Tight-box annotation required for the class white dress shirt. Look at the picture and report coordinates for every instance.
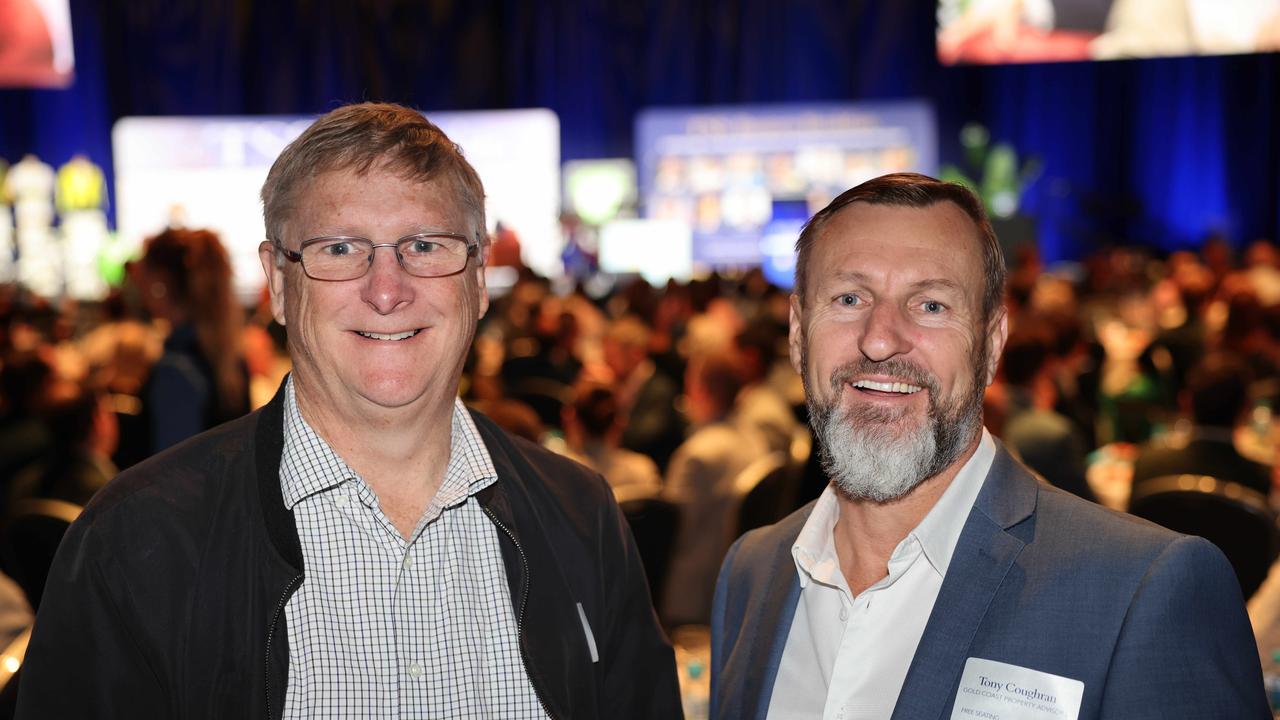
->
[767,429,996,720]
[279,378,546,719]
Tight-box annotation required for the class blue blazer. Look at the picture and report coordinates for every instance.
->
[710,444,1269,719]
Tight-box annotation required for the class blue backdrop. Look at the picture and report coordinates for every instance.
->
[1,0,1277,264]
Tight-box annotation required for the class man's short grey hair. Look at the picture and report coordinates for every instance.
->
[261,102,487,248]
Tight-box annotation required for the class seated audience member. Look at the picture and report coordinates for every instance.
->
[999,327,1096,502]
[10,379,117,508]
[603,315,687,472]
[1132,351,1272,496]
[663,350,766,626]
[561,385,662,501]
[0,350,54,491]
[731,322,799,457]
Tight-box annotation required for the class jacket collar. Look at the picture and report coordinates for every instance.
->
[890,440,1037,720]
[255,378,301,571]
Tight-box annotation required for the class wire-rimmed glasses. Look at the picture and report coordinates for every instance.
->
[273,232,479,281]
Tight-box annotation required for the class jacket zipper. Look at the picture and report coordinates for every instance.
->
[264,573,304,720]
[483,505,556,720]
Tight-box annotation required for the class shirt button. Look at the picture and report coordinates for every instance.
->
[839,605,849,622]
[402,555,414,570]
[334,494,349,508]
[408,662,424,677]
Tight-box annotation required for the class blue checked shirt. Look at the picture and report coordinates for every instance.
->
[279,378,547,718]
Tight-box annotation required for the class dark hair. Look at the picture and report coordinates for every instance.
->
[1001,328,1051,388]
[1187,352,1251,428]
[573,387,619,439]
[261,102,486,245]
[793,172,1006,322]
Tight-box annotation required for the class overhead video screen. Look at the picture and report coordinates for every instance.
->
[113,110,561,302]
[0,0,74,87]
[636,101,936,272]
[938,0,1280,64]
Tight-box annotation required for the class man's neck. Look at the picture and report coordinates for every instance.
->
[295,379,455,533]
[831,432,982,596]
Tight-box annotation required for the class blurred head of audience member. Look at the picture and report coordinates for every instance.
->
[560,384,662,500]
[133,228,249,452]
[685,350,746,427]
[11,378,118,508]
[603,315,652,385]
[1185,351,1251,430]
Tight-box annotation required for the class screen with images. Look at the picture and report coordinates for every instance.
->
[635,101,937,276]
[938,0,1280,64]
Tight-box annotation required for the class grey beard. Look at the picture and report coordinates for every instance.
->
[805,353,986,503]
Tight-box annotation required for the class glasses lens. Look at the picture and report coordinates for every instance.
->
[301,238,372,280]
[399,235,470,277]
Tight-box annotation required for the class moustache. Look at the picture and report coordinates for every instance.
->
[828,357,940,398]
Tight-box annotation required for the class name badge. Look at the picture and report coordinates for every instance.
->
[950,657,1083,720]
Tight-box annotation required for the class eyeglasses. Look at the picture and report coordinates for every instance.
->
[274,233,479,281]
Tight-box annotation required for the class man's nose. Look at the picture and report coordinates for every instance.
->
[361,244,412,314]
[858,302,912,362]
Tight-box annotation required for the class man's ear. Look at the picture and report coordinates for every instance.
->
[788,293,804,374]
[473,241,490,320]
[984,305,1009,386]
[258,241,288,326]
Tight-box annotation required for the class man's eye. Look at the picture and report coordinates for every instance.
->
[406,239,441,254]
[321,242,354,256]
[922,300,944,313]
[837,294,859,307]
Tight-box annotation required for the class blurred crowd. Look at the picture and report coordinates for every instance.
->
[2,228,1279,625]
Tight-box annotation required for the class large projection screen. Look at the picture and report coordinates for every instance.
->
[0,0,74,87]
[938,0,1280,64]
[635,101,936,278]
[113,110,561,302]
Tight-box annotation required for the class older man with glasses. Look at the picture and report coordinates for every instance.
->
[18,102,680,719]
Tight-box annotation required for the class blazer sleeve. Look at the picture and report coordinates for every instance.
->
[16,515,168,718]
[1097,535,1269,718]
[598,493,684,719]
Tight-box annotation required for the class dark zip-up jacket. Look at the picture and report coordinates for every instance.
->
[16,382,682,718]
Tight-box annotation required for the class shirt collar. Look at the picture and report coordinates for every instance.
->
[790,428,996,587]
[912,427,995,576]
[279,375,499,510]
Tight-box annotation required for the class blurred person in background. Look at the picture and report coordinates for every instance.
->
[560,384,662,501]
[663,349,766,627]
[731,321,799,457]
[601,315,686,472]
[0,349,53,498]
[998,325,1095,502]
[1132,351,1272,497]
[9,377,117,508]
[131,228,250,454]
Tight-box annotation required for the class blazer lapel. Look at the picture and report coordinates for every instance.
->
[730,508,807,720]
[890,443,1038,720]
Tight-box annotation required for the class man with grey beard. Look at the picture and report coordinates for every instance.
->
[709,173,1266,720]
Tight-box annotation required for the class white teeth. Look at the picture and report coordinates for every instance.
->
[852,379,922,394]
[357,329,419,341]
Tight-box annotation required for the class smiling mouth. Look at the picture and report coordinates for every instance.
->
[851,379,923,395]
[355,329,421,341]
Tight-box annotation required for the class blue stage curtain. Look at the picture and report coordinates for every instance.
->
[0,0,1276,262]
